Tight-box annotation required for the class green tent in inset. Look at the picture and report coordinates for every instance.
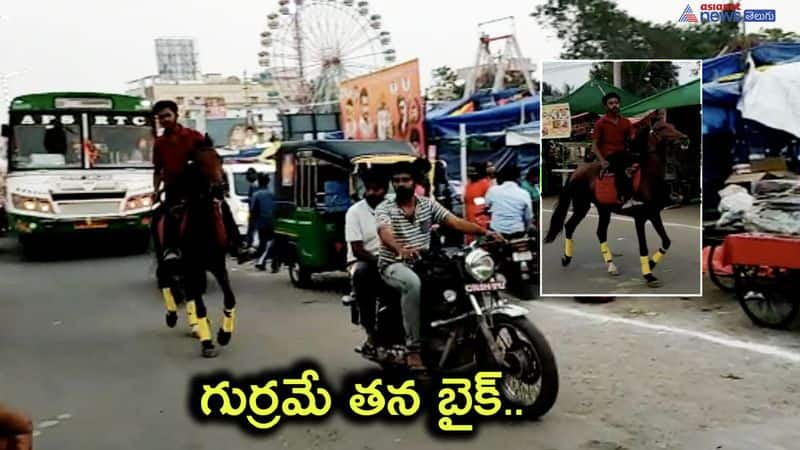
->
[548,79,641,115]
[620,79,702,116]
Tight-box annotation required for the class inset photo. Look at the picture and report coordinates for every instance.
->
[540,60,702,296]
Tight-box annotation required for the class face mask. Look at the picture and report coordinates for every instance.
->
[395,186,414,201]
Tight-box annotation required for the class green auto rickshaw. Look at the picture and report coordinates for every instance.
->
[271,140,419,288]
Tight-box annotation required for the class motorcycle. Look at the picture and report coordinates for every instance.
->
[485,231,538,300]
[341,237,559,417]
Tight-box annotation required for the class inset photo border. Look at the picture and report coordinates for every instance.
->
[538,59,703,297]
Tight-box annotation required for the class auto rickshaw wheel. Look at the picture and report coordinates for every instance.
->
[288,262,313,289]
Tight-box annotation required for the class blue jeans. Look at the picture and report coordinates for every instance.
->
[380,262,422,346]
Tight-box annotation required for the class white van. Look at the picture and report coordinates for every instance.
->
[222,160,276,237]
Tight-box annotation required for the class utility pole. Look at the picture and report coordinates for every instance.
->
[612,61,622,88]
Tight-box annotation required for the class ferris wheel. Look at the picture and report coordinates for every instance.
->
[258,0,396,110]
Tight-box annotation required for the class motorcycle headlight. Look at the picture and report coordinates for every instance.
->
[125,193,154,211]
[465,248,495,282]
[11,194,54,214]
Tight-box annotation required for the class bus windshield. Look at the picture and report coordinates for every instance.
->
[90,124,153,168]
[11,123,84,169]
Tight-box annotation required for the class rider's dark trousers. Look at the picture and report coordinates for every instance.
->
[350,260,378,335]
[161,186,185,256]
[606,151,634,201]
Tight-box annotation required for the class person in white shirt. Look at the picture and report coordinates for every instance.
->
[485,165,533,237]
[345,168,387,354]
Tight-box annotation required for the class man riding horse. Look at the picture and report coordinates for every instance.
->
[545,95,689,288]
[592,92,642,210]
[151,100,241,346]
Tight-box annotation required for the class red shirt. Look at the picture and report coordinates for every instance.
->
[464,178,492,228]
[153,124,205,186]
[592,114,633,158]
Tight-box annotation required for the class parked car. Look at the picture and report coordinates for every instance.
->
[221,159,276,238]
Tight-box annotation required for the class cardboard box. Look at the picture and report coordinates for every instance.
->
[724,157,797,186]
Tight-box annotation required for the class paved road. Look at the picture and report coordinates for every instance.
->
[540,196,702,296]
[1,237,799,449]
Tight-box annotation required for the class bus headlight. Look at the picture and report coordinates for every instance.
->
[12,194,54,214]
[125,193,154,211]
[465,248,495,282]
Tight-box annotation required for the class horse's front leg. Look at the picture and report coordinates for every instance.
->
[647,212,671,271]
[634,215,662,288]
[596,208,619,276]
[191,288,218,358]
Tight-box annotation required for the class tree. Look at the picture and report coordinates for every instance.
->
[533,0,744,59]
[590,61,678,98]
[425,66,464,101]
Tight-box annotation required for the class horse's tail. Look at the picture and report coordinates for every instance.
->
[544,176,574,244]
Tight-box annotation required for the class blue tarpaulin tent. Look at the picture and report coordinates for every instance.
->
[702,42,800,82]
[426,95,540,139]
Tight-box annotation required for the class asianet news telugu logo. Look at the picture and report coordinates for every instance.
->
[679,3,777,23]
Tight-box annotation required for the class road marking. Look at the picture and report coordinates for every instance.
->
[541,208,702,231]
[534,302,800,364]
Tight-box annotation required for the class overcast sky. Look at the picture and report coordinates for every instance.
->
[1,0,796,120]
[543,60,701,93]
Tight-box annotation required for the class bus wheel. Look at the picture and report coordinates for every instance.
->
[19,235,42,261]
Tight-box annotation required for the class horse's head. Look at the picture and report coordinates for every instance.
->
[649,121,689,155]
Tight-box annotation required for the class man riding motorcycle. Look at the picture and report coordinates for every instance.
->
[375,159,504,372]
[345,168,388,357]
[485,165,534,239]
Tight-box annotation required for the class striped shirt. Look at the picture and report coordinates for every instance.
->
[375,196,452,268]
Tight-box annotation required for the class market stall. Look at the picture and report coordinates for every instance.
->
[702,43,800,328]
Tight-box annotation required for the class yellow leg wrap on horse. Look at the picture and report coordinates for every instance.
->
[186,300,198,327]
[653,248,666,264]
[600,242,613,263]
[161,288,177,312]
[222,308,235,333]
[565,238,574,257]
[197,317,212,341]
[641,256,652,275]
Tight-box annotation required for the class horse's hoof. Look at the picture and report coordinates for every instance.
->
[608,263,620,276]
[645,275,662,288]
[561,256,572,267]
[201,342,218,358]
[166,312,178,328]
[217,329,231,346]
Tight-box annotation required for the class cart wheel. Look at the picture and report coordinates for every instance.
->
[708,244,735,292]
[288,262,312,289]
[734,265,800,329]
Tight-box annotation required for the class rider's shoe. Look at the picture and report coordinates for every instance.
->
[621,198,643,209]
[163,249,181,262]
[405,346,428,373]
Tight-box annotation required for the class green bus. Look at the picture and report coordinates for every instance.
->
[2,92,156,254]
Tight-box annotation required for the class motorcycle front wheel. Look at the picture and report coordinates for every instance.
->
[484,315,559,419]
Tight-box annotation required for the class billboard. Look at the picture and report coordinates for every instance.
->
[339,59,425,154]
[155,38,200,81]
[541,103,572,139]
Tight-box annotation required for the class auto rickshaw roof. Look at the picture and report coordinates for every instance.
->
[277,140,418,166]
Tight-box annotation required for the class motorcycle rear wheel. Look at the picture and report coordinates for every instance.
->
[486,315,559,418]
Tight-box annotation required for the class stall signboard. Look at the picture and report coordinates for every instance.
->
[339,59,425,154]
[542,103,572,139]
